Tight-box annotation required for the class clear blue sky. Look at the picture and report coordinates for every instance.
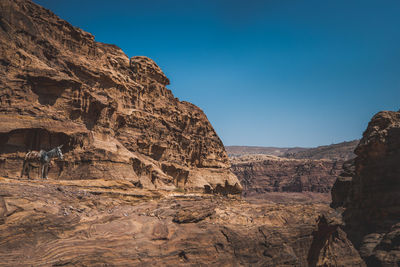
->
[34,0,400,147]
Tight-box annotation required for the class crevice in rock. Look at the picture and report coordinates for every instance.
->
[0,128,74,153]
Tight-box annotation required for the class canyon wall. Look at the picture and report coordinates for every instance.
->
[228,141,357,201]
[0,1,376,265]
[331,111,400,266]
[231,155,343,197]
[0,0,241,194]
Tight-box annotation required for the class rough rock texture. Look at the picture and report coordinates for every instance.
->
[331,111,400,266]
[0,0,241,194]
[228,141,357,202]
[0,176,365,266]
[231,155,343,199]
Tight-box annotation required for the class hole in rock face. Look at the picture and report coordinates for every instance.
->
[150,144,166,161]
[161,164,189,188]
[0,128,74,154]
[204,181,242,195]
[29,76,80,106]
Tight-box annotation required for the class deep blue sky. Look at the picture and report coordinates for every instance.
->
[34,0,400,147]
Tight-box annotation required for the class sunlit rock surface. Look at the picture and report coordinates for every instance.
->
[0,0,241,194]
[0,176,365,266]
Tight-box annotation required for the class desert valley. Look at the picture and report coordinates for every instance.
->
[0,0,399,266]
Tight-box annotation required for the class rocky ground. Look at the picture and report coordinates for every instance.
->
[0,175,364,266]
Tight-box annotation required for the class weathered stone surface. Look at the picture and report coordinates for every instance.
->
[331,110,400,266]
[0,0,241,194]
[229,141,357,202]
[231,155,343,199]
[0,176,364,266]
[0,1,369,265]
[307,215,365,266]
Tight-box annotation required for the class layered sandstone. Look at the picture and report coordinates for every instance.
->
[0,176,364,266]
[231,154,343,201]
[0,0,241,194]
[0,1,371,266]
[331,111,400,266]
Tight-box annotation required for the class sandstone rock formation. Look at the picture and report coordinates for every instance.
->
[0,0,241,194]
[231,154,343,201]
[0,176,364,266]
[0,1,371,266]
[228,141,357,202]
[331,111,400,266]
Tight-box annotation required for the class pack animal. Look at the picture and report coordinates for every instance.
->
[20,145,63,179]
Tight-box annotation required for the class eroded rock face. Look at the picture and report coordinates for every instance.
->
[0,0,241,194]
[0,176,364,266]
[231,155,343,198]
[331,111,400,266]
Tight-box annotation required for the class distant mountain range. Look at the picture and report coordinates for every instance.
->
[226,140,359,161]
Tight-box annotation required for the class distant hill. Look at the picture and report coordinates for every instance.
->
[283,140,359,161]
[225,146,306,157]
[226,140,359,161]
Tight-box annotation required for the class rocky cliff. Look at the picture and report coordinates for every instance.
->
[231,155,343,200]
[331,111,400,266]
[0,1,371,266]
[228,141,357,201]
[0,0,241,194]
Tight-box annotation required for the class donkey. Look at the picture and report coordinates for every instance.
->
[20,145,63,179]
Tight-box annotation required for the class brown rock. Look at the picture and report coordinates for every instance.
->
[173,202,216,223]
[231,155,343,198]
[0,176,364,266]
[0,0,241,194]
[307,215,365,266]
[331,110,400,266]
[0,1,368,265]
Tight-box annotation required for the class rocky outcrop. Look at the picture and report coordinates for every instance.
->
[331,111,400,266]
[0,0,241,194]
[0,176,364,266]
[231,155,343,198]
